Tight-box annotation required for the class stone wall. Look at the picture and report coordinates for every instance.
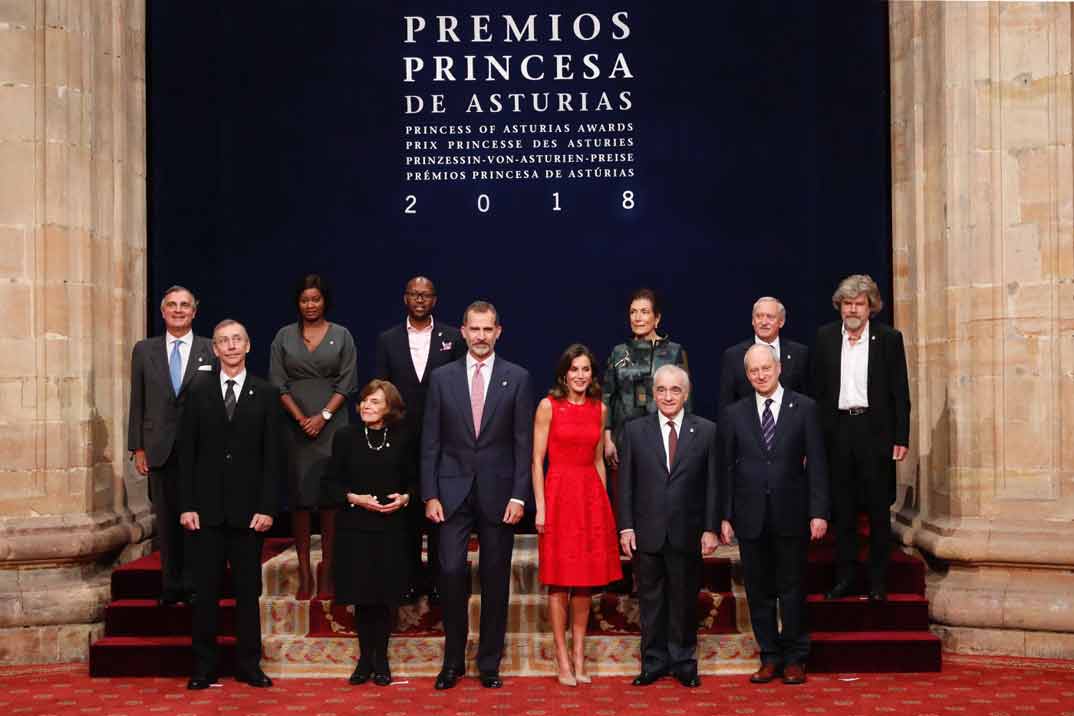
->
[890,1,1074,657]
[0,0,150,664]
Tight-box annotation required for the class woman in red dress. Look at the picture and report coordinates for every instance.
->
[533,344,623,686]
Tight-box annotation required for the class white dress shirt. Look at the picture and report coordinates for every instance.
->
[838,321,870,409]
[220,369,247,403]
[165,329,193,381]
[660,409,685,472]
[755,384,784,425]
[754,335,781,362]
[466,352,495,402]
[407,316,434,381]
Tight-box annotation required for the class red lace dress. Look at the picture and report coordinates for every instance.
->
[538,397,623,586]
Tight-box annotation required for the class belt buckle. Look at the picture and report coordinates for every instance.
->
[848,407,866,416]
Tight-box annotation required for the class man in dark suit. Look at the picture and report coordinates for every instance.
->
[718,296,809,413]
[810,274,910,602]
[127,285,215,606]
[179,319,280,690]
[422,301,534,690]
[375,275,466,603]
[720,344,829,685]
[617,364,719,688]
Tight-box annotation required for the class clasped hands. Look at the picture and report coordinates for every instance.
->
[348,492,409,513]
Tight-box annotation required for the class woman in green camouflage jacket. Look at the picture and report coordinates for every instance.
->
[602,288,691,473]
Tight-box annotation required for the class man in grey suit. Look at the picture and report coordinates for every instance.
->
[617,364,719,688]
[127,285,215,605]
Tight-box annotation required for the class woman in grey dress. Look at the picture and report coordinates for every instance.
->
[270,274,358,600]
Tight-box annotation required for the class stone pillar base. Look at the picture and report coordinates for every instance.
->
[933,626,1074,660]
[0,623,105,665]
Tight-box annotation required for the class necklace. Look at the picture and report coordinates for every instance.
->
[364,425,390,451]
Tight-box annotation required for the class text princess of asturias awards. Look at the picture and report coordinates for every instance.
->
[402,11,634,115]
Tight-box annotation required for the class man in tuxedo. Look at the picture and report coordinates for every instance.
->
[617,364,719,688]
[375,276,466,603]
[179,320,280,690]
[422,301,533,690]
[810,274,910,602]
[718,296,809,413]
[127,285,215,606]
[720,344,829,685]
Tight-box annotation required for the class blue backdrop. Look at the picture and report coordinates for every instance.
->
[147,0,892,421]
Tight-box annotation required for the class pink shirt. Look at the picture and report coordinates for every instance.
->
[407,317,434,381]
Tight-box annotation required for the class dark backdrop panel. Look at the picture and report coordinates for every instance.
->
[147,0,892,422]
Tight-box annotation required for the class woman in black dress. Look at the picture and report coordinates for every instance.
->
[323,379,413,686]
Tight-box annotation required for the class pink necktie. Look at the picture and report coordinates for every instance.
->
[471,362,485,436]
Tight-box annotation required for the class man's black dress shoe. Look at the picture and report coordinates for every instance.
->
[824,580,858,600]
[434,669,460,690]
[235,669,273,688]
[373,672,392,686]
[348,664,371,685]
[159,592,184,607]
[631,669,667,686]
[868,588,887,602]
[675,672,701,688]
[479,671,503,688]
[187,675,217,690]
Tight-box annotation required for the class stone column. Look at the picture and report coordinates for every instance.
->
[0,0,150,663]
[891,1,1074,657]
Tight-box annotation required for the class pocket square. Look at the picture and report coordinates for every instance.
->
[198,364,212,371]
[441,341,453,350]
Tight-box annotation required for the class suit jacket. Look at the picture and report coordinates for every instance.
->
[374,320,465,430]
[420,356,534,522]
[719,389,829,540]
[616,413,719,554]
[127,334,215,467]
[811,320,910,461]
[178,371,281,527]
[718,337,809,413]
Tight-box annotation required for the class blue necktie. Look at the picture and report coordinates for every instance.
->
[761,398,775,451]
[169,339,183,395]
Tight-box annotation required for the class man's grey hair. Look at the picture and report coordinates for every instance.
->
[743,343,780,370]
[653,364,691,392]
[213,318,248,340]
[831,274,883,315]
[160,284,199,310]
[752,296,786,320]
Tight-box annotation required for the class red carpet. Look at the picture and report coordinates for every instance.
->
[6,655,1074,716]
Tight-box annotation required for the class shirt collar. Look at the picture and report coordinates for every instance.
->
[220,369,246,390]
[660,409,685,430]
[754,334,780,350]
[406,316,434,333]
[466,352,495,372]
[841,320,870,342]
[167,329,193,345]
[756,384,784,410]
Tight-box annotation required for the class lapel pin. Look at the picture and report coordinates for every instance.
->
[689,427,695,433]
[249,390,254,395]
[871,335,876,340]
[442,341,453,350]
[788,402,795,408]
[502,380,508,386]
[197,356,203,362]
[329,340,334,345]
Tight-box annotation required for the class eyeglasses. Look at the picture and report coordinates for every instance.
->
[405,292,436,301]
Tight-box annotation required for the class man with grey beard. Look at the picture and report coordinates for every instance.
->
[809,275,910,603]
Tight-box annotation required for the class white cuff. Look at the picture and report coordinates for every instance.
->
[619,528,635,534]
[509,498,525,507]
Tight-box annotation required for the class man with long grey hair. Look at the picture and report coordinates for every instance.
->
[809,274,910,603]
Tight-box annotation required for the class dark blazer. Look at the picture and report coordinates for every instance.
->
[718,338,809,413]
[719,390,829,540]
[420,356,534,522]
[616,413,719,554]
[374,321,465,429]
[127,335,215,467]
[178,371,281,527]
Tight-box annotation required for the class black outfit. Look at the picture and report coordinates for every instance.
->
[720,389,829,669]
[615,413,719,680]
[127,334,215,601]
[717,338,810,413]
[323,423,416,677]
[810,320,911,590]
[374,320,465,594]
[178,370,281,681]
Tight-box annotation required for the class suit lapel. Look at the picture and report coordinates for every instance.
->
[152,336,174,395]
[669,414,694,479]
[867,324,880,399]
[828,326,843,398]
[179,337,211,395]
[646,415,669,476]
[767,389,795,454]
[450,360,477,441]
[478,359,509,438]
[746,397,768,455]
[395,325,422,386]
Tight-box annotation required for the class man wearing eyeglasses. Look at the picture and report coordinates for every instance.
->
[375,276,466,604]
[127,285,215,607]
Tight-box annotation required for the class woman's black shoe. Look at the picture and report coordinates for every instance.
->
[348,664,371,685]
[373,672,392,686]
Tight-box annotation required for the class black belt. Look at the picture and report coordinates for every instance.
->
[839,407,868,416]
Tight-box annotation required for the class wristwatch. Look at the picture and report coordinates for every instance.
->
[321,409,333,421]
